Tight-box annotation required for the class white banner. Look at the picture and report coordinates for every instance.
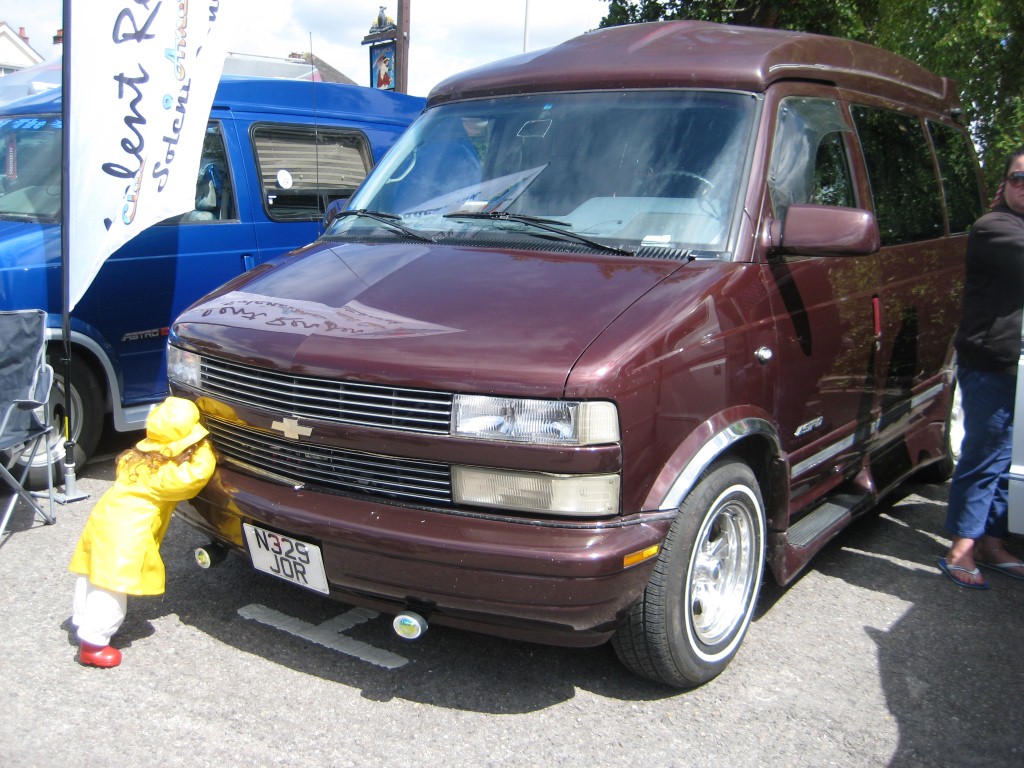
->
[67,1,237,310]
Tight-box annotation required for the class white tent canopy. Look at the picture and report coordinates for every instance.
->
[0,50,320,108]
[0,56,61,106]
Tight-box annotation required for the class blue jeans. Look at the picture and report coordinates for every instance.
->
[945,367,1016,540]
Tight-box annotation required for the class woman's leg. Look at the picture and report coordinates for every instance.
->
[943,367,1015,582]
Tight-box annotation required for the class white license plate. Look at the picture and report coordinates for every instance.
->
[243,523,330,594]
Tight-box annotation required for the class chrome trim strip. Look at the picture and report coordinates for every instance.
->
[789,384,944,479]
[911,382,943,410]
[791,434,856,477]
[661,418,779,510]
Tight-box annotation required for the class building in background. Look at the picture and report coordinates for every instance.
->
[0,22,46,75]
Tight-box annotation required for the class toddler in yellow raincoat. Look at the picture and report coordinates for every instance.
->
[69,397,216,667]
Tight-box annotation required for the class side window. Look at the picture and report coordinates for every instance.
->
[172,121,236,224]
[928,121,984,234]
[252,124,373,222]
[768,97,855,220]
[851,107,943,244]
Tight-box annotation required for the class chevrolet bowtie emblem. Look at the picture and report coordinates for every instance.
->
[271,417,312,440]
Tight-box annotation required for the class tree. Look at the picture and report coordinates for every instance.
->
[874,0,1024,186]
[598,1,877,38]
[599,1,1024,190]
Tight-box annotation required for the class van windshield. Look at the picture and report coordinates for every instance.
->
[0,113,62,221]
[340,91,756,254]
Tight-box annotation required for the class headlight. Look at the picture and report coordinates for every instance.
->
[167,345,201,388]
[451,395,618,446]
[452,466,619,516]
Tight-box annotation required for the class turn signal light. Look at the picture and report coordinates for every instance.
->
[623,544,661,568]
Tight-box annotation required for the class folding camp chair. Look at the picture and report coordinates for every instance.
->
[0,309,56,541]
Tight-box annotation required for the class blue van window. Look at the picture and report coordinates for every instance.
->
[179,122,235,223]
[252,124,372,221]
[0,115,62,220]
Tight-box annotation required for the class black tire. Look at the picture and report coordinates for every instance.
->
[612,459,766,688]
[16,351,104,490]
[918,376,962,483]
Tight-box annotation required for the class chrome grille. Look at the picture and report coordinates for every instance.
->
[207,418,452,505]
[198,355,453,434]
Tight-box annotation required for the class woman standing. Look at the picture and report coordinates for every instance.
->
[940,146,1024,589]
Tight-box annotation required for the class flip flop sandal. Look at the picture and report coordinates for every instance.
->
[976,560,1024,582]
[937,557,989,590]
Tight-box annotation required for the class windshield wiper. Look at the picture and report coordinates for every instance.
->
[0,212,40,223]
[331,209,435,243]
[443,211,635,256]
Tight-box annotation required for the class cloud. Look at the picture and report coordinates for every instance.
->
[12,0,608,97]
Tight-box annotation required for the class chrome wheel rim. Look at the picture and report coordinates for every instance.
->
[688,485,759,647]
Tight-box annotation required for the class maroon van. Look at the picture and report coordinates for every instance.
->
[167,21,983,688]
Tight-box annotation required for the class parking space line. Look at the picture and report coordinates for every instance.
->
[238,603,408,669]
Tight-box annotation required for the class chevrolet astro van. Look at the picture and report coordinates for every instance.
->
[0,77,423,483]
[168,21,983,687]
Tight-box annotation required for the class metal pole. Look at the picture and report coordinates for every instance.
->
[396,0,411,93]
[58,0,88,503]
[523,0,530,52]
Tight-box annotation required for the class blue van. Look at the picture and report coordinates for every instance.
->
[0,76,423,481]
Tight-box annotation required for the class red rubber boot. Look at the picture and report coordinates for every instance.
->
[78,641,122,668]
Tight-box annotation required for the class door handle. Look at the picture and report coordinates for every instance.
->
[872,296,882,351]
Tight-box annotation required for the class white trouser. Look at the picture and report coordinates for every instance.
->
[72,576,128,647]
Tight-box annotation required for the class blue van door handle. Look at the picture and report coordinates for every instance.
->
[242,253,256,271]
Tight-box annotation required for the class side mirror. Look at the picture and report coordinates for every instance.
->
[323,198,348,229]
[768,204,880,256]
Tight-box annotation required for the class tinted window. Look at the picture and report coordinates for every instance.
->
[768,98,855,220]
[928,121,983,234]
[252,125,373,222]
[852,107,943,244]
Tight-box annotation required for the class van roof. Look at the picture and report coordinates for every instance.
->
[428,20,959,114]
[0,77,424,126]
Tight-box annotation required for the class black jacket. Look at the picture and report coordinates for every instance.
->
[954,204,1024,375]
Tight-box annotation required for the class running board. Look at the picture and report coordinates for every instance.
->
[787,494,863,548]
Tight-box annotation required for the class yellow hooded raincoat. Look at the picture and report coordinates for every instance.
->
[69,397,216,595]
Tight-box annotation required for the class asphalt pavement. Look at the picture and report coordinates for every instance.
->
[1,435,1022,768]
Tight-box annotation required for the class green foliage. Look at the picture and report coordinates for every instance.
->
[598,1,877,35]
[599,1,1024,192]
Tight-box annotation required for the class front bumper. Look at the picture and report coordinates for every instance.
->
[175,466,675,647]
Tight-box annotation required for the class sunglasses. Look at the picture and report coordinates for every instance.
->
[1007,172,1024,188]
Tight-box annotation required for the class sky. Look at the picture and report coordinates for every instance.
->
[8,0,611,97]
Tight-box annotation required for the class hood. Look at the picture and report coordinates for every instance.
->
[173,242,683,396]
[136,397,209,456]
